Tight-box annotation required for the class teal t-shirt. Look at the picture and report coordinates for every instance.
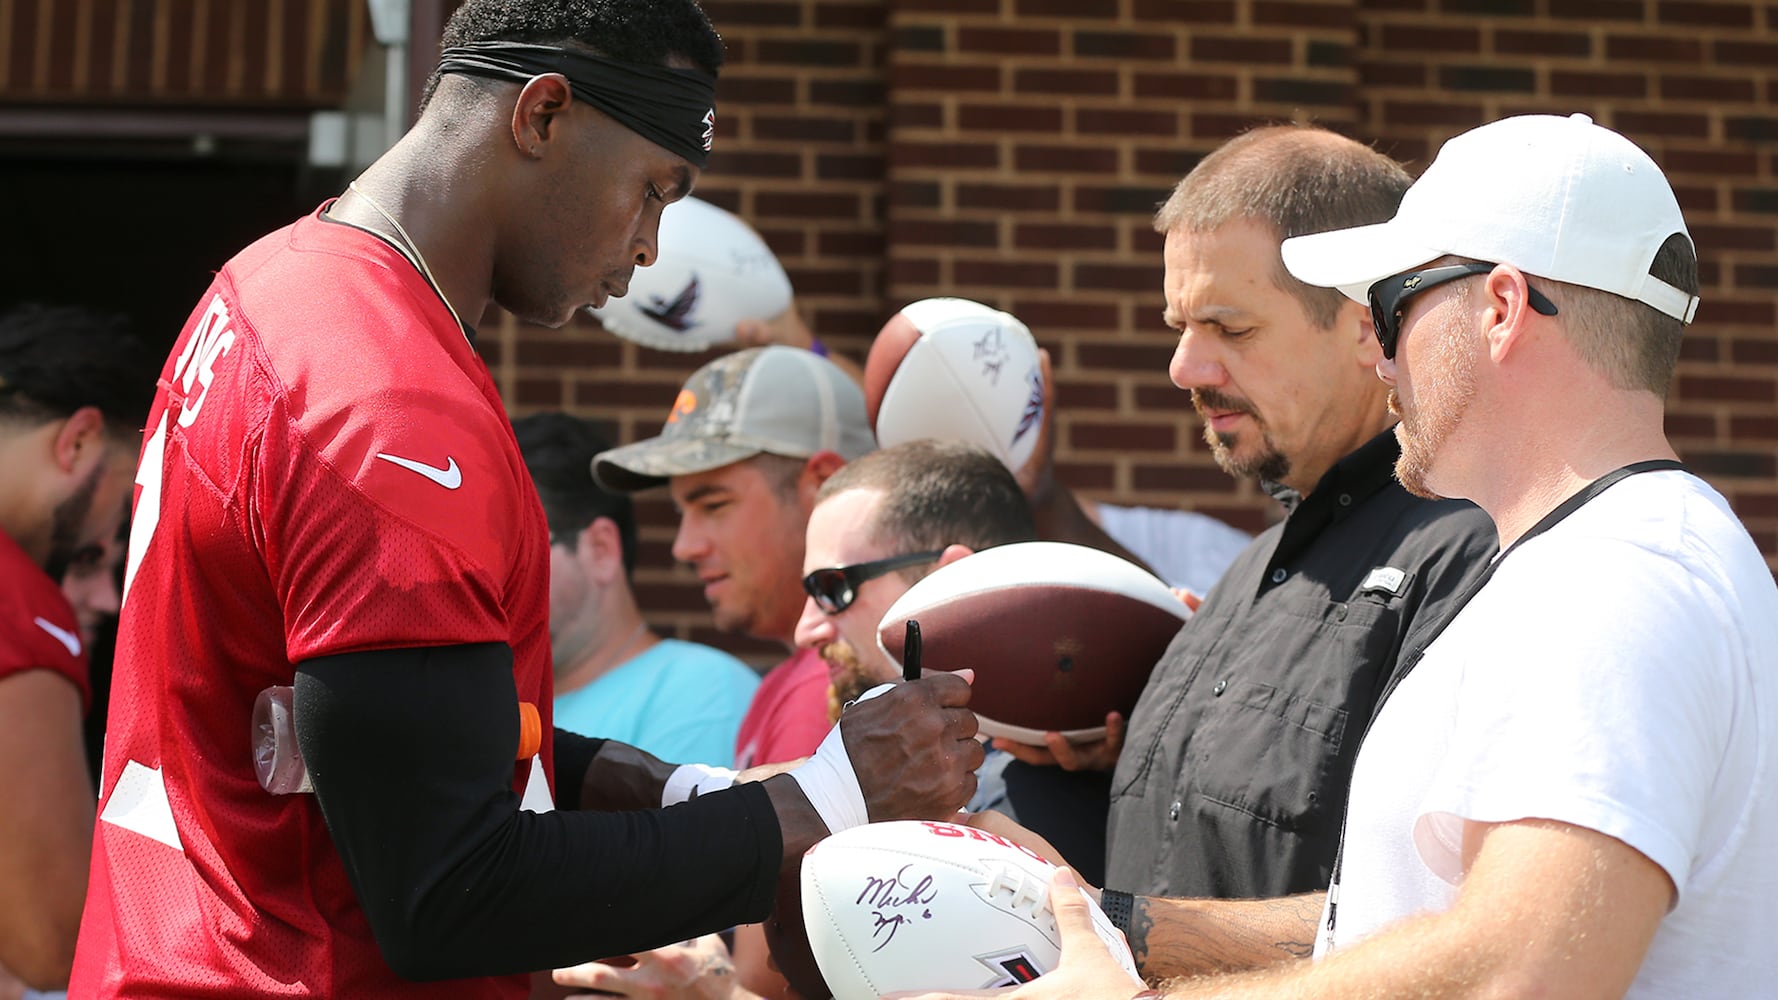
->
[553,638,760,767]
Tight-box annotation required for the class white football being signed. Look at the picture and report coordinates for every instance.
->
[800,820,1138,1000]
[587,196,793,353]
[863,297,1046,472]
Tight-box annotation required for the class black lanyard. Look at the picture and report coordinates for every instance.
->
[1323,459,1687,944]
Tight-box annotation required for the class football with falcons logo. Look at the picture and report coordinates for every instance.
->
[799,820,1138,1000]
[587,196,792,353]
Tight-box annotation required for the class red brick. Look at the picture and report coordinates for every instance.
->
[1604,35,1704,62]
[1551,70,1647,98]
[514,377,565,408]
[889,257,943,286]
[1677,335,1721,362]
[719,75,798,104]
[711,150,802,178]
[813,2,885,29]
[957,26,1062,56]
[891,101,945,129]
[1017,143,1120,174]
[755,39,863,67]
[753,116,857,142]
[1381,24,1482,52]
[1134,464,1241,492]
[1190,112,1282,140]
[1715,39,1778,64]
[1658,1,1754,26]
[1659,75,1758,102]
[1690,223,1775,251]
[810,78,885,107]
[1732,338,1778,363]
[1073,185,1175,215]
[1676,375,1776,403]
[1253,1,1354,27]
[1074,30,1178,60]
[1698,299,1778,326]
[1612,110,1711,139]
[889,62,1000,92]
[1360,62,1431,88]
[1136,385,1193,411]
[952,259,1062,289]
[889,218,1000,248]
[1548,0,1648,20]
[956,182,1063,212]
[571,378,693,408]
[754,191,862,220]
[1009,300,1124,329]
[1664,412,1720,438]
[1019,0,1119,15]
[1254,77,1356,105]
[1134,71,1240,101]
[1076,262,1164,292]
[515,338,623,368]
[1132,0,1238,22]
[1015,67,1121,96]
[1070,421,1177,451]
[893,141,999,169]
[1075,107,1180,136]
[1078,342,1174,371]
[1135,148,1207,178]
[959,102,1064,133]
[1380,101,1489,128]
[817,230,886,258]
[1015,222,1120,252]
[1493,28,1592,56]
[816,152,884,181]
[1054,380,1121,409]
[1189,35,1293,63]
[783,266,866,295]
[1054,461,1117,490]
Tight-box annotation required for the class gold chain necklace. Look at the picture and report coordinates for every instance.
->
[346,181,467,335]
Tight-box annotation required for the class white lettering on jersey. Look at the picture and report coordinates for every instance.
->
[100,760,184,852]
[171,294,237,429]
[519,755,555,813]
[33,616,81,657]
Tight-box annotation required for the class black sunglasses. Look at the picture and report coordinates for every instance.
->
[802,550,945,614]
[1367,262,1559,360]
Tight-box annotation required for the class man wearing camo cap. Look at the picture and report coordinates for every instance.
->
[595,345,876,770]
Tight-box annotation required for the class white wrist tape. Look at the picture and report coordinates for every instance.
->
[662,763,738,807]
[790,682,893,834]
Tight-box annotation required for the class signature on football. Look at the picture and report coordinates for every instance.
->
[856,864,939,951]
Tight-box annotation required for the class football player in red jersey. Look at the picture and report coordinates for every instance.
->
[71,2,981,997]
[0,303,154,991]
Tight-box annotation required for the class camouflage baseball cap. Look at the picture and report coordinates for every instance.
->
[593,346,876,493]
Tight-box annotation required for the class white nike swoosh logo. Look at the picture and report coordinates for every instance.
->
[34,616,82,657]
[375,452,463,489]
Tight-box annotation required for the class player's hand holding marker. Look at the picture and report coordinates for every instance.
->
[789,619,982,835]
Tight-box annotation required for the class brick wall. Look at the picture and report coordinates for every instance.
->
[0,0,370,106]
[487,0,1777,650]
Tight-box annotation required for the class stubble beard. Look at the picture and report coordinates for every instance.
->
[1193,389,1291,485]
[1391,319,1477,500]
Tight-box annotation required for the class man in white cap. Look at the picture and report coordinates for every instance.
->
[907,114,1777,999]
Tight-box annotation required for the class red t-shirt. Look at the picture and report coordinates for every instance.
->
[733,645,832,768]
[0,525,89,705]
[71,206,553,998]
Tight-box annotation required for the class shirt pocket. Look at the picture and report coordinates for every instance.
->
[1186,599,1395,831]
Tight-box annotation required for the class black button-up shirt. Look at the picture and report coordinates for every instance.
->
[1105,430,1497,899]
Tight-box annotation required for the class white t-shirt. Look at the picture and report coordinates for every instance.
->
[1094,503,1251,595]
[1319,470,1778,997]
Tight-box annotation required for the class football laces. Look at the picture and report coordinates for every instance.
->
[984,865,1051,920]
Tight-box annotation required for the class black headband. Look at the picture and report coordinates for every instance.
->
[436,41,716,168]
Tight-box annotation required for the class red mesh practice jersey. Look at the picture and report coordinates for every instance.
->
[0,525,90,705]
[71,206,554,998]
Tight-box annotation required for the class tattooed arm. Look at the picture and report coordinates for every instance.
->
[1127,892,1323,981]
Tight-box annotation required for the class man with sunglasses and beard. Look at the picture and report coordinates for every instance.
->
[0,303,152,993]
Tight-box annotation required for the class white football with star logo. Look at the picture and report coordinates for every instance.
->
[587,196,792,353]
[800,820,1137,1000]
[864,297,1046,472]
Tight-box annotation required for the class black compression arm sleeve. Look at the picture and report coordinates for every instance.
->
[294,643,781,982]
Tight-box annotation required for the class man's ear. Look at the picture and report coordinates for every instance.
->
[936,543,974,569]
[1343,298,1384,369]
[1482,265,1538,364]
[800,450,848,497]
[511,72,575,158]
[50,407,107,477]
[582,517,626,585]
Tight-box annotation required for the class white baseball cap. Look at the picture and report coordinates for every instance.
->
[1281,113,1699,324]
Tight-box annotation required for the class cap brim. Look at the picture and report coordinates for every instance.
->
[591,436,764,493]
[1281,221,1445,305]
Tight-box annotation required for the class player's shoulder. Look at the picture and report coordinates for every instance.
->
[0,535,86,674]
